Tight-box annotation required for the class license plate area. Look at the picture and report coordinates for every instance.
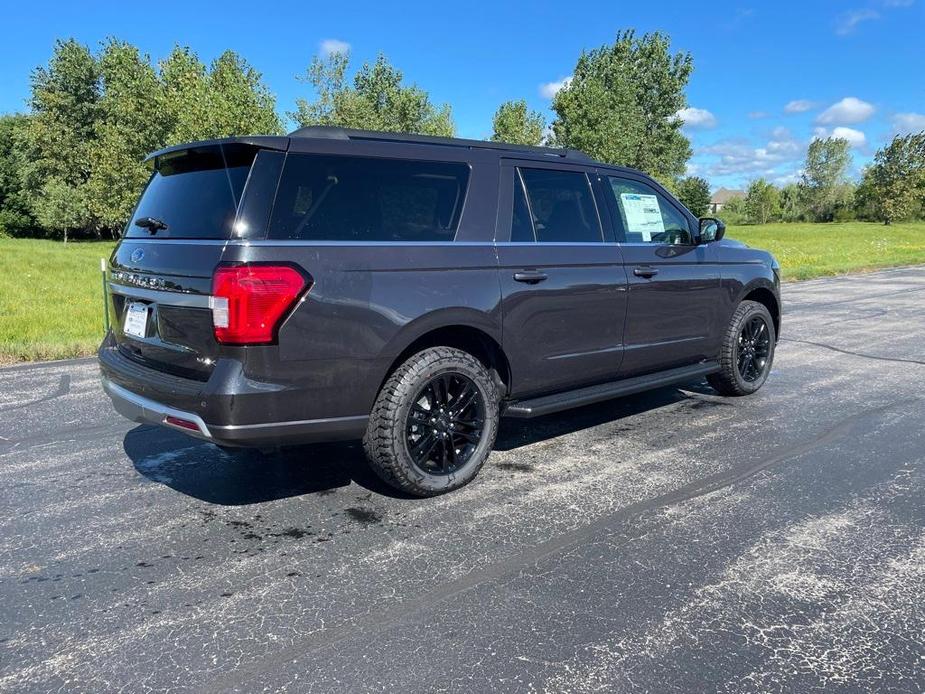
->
[123,301,150,338]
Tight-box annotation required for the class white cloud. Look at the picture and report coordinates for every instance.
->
[813,125,867,149]
[816,97,875,125]
[677,107,717,129]
[892,112,925,134]
[748,111,769,120]
[319,39,350,58]
[699,127,803,178]
[539,76,571,99]
[784,99,816,114]
[835,9,880,35]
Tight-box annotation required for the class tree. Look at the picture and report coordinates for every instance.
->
[491,99,545,146]
[799,137,851,222]
[88,39,169,234]
[292,52,454,136]
[551,30,693,181]
[779,183,803,222]
[160,45,210,144]
[201,51,282,138]
[19,39,101,239]
[744,178,781,224]
[676,176,711,216]
[0,114,36,236]
[866,132,925,224]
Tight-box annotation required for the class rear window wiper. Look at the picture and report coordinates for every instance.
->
[134,216,168,234]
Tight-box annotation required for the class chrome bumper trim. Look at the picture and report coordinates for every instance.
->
[102,378,213,439]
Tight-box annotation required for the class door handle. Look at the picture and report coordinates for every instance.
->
[513,270,548,284]
[633,266,659,278]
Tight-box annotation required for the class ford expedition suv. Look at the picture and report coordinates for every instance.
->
[99,126,780,496]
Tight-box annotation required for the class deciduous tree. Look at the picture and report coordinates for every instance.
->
[676,176,711,216]
[292,52,454,136]
[866,132,925,224]
[89,40,168,234]
[799,137,851,222]
[0,114,36,236]
[19,39,101,239]
[491,99,546,146]
[744,178,781,224]
[551,30,692,181]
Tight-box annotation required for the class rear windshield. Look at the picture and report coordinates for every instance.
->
[125,144,256,239]
[268,153,470,241]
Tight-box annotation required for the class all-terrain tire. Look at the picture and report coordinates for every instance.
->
[707,300,776,396]
[363,347,500,497]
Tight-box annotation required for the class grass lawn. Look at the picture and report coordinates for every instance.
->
[727,221,925,280]
[1,221,924,364]
[0,238,115,364]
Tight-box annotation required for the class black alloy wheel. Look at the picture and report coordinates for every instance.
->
[405,372,486,475]
[737,315,772,383]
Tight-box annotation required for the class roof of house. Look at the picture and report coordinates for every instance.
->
[711,187,746,204]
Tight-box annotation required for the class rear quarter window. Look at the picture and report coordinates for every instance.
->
[268,154,470,242]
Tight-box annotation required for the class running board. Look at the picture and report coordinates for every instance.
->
[503,362,720,418]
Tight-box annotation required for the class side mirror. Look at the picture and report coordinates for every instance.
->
[699,218,726,244]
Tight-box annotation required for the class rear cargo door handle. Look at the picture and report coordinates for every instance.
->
[633,266,659,278]
[513,271,548,284]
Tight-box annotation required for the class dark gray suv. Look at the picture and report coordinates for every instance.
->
[99,126,780,496]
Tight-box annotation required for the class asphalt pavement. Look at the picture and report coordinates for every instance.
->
[1,266,924,693]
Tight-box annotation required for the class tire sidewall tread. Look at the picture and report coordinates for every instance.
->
[363,347,499,497]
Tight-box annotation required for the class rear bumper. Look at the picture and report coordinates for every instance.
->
[99,341,369,447]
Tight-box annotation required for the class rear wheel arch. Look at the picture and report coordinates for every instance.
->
[380,324,511,399]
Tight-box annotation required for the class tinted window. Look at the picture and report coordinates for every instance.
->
[518,168,602,243]
[126,144,254,239]
[269,154,469,241]
[607,177,692,245]
[510,171,535,242]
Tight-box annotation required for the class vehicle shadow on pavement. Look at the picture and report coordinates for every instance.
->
[123,425,402,504]
[124,382,714,504]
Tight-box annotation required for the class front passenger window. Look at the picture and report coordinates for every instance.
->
[608,177,692,245]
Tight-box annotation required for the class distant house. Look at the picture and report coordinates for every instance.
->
[709,188,746,214]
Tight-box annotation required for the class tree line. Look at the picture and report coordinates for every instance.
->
[674,134,925,226]
[0,32,923,240]
[676,135,925,225]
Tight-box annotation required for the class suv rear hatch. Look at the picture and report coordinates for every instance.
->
[106,139,286,380]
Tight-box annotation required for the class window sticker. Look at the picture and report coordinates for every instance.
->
[620,193,665,241]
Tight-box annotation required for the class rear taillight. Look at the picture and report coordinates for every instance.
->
[210,264,308,345]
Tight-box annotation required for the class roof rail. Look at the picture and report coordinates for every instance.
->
[287,125,592,161]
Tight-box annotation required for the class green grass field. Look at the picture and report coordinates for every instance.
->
[1,221,924,364]
[0,238,116,364]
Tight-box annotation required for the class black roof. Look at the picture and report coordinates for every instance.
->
[145,126,595,165]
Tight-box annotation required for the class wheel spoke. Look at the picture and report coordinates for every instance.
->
[451,383,478,415]
[453,429,480,444]
[410,432,439,462]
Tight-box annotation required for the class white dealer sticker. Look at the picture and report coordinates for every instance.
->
[620,193,665,242]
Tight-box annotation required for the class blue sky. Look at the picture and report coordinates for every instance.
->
[2,0,923,190]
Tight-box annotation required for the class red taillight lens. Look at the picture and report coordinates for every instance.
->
[210,264,307,345]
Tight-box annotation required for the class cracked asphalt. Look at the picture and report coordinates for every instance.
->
[2,266,924,693]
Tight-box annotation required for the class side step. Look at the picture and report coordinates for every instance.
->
[503,362,720,418]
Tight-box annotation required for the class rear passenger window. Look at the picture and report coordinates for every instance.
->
[607,177,692,245]
[269,154,470,241]
[519,168,602,243]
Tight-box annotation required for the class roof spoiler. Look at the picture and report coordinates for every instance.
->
[144,136,290,164]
